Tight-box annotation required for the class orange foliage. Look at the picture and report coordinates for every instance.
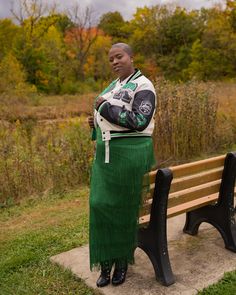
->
[64,27,104,47]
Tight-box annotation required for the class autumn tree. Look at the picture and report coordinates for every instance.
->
[98,11,130,42]
[130,6,161,57]
[0,19,20,60]
[84,34,112,86]
[0,53,36,99]
[10,1,56,90]
[226,0,236,31]
[65,5,98,80]
[185,6,236,80]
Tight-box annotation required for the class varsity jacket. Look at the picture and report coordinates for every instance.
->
[93,69,156,163]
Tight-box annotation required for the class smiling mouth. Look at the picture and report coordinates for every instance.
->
[113,66,121,72]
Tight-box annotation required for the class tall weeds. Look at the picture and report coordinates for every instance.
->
[153,79,218,165]
[0,118,93,206]
[1,80,235,205]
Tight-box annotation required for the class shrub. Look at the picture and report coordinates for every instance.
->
[0,118,93,206]
[153,78,218,165]
[0,53,37,103]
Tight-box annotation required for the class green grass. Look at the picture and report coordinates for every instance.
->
[0,188,235,295]
[0,187,100,295]
[198,271,236,294]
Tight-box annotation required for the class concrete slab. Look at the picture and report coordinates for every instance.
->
[51,213,236,295]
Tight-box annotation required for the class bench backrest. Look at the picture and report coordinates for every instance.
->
[139,154,229,224]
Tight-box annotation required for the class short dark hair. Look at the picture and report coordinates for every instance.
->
[111,43,133,57]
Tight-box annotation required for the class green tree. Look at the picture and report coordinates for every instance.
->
[98,11,129,42]
[185,6,236,80]
[86,34,112,83]
[0,19,20,61]
[0,53,36,98]
[156,7,202,79]
[130,6,161,57]
[38,25,66,93]
[226,0,236,31]
[130,5,202,80]
[11,0,67,92]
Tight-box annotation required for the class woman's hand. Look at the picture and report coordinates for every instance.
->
[88,116,95,129]
[95,96,106,109]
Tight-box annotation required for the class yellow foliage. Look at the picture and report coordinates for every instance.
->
[0,53,37,98]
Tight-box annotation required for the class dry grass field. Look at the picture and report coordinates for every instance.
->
[0,81,235,205]
[214,82,236,150]
[1,81,235,125]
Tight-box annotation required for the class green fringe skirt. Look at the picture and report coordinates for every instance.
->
[89,128,155,270]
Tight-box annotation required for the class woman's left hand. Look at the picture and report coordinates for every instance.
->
[88,116,95,129]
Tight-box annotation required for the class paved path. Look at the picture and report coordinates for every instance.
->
[51,214,236,295]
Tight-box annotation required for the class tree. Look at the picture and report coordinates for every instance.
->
[226,0,236,31]
[10,1,70,92]
[184,5,236,80]
[130,6,161,57]
[38,24,65,93]
[84,34,112,83]
[0,19,20,61]
[64,5,98,80]
[130,5,202,80]
[98,11,129,42]
[10,0,54,40]
[0,53,36,98]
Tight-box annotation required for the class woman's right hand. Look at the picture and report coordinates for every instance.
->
[88,116,95,129]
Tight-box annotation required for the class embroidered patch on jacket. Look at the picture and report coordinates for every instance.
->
[119,111,127,125]
[121,89,133,103]
[113,89,123,100]
[113,89,132,103]
[122,82,138,91]
[139,101,152,115]
[136,114,147,126]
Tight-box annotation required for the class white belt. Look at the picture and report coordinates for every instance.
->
[102,131,111,163]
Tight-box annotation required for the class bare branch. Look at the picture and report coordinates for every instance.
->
[10,0,56,24]
[65,4,98,80]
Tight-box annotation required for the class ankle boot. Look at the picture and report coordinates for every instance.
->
[96,263,111,288]
[112,265,127,286]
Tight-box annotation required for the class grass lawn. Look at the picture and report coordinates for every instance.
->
[0,187,235,294]
[0,188,100,295]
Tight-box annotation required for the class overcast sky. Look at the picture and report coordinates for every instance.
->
[0,0,224,21]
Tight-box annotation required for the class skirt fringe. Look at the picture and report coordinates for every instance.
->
[89,129,156,270]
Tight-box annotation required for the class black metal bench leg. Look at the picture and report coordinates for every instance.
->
[183,152,236,252]
[183,205,236,252]
[138,227,174,286]
[138,169,175,286]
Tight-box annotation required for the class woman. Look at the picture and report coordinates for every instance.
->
[88,43,156,287]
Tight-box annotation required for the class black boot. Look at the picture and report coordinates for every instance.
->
[112,261,127,286]
[96,263,111,288]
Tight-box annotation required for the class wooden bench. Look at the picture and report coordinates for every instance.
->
[138,152,236,286]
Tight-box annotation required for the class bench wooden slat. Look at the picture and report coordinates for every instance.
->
[148,155,225,185]
[148,170,158,185]
[140,182,235,223]
[141,174,224,215]
[139,199,152,216]
[170,155,225,178]
[139,192,219,225]
[167,193,218,218]
[139,213,151,225]
[170,167,223,193]
[168,179,221,207]
[145,167,223,201]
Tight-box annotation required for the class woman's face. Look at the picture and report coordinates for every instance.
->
[108,47,134,80]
